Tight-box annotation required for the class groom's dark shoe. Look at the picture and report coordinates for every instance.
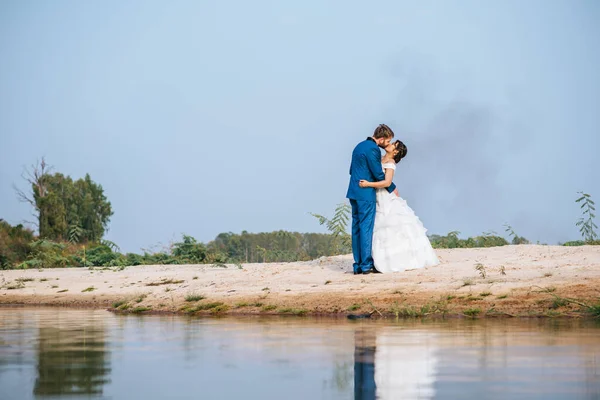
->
[353,270,362,275]
[362,269,375,275]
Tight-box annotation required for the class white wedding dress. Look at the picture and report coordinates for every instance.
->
[372,162,439,273]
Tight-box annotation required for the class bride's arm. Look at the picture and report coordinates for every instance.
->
[359,168,394,188]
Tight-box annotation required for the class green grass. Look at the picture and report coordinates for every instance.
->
[235,302,249,308]
[81,287,95,292]
[261,304,277,312]
[550,298,568,309]
[347,304,361,311]
[463,308,481,317]
[112,300,127,308]
[57,289,68,293]
[39,278,48,282]
[185,293,205,302]
[496,294,509,299]
[135,294,147,303]
[210,305,230,314]
[16,277,35,283]
[480,292,492,297]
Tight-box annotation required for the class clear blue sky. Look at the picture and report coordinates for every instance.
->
[1,0,599,252]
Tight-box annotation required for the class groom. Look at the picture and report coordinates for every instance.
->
[346,124,398,275]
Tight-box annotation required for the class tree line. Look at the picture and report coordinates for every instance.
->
[1,159,597,270]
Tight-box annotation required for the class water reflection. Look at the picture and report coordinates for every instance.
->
[34,325,110,396]
[0,308,599,400]
[354,328,377,399]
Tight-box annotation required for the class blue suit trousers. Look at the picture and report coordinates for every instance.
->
[350,199,376,273]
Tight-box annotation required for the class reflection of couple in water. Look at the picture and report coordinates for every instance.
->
[353,327,437,400]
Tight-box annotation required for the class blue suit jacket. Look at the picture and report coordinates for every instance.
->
[346,138,397,202]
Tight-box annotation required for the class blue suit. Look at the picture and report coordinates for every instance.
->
[346,138,396,273]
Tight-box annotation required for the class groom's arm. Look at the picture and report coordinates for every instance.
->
[366,147,396,193]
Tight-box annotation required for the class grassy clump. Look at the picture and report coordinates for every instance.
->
[463,308,481,318]
[185,293,205,302]
[146,278,184,286]
[112,300,127,308]
[278,308,307,316]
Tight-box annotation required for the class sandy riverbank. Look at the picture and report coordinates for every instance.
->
[1,245,599,318]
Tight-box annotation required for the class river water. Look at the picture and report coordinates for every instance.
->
[1,307,599,399]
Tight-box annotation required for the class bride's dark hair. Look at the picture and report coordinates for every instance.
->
[393,140,407,163]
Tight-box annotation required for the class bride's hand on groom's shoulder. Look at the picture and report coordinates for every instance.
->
[359,180,371,188]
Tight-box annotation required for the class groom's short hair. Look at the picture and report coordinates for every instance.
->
[373,124,395,139]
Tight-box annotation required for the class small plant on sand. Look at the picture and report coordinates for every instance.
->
[550,297,568,309]
[235,302,249,308]
[261,304,277,312]
[196,302,225,311]
[4,281,25,290]
[498,265,506,275]
[146,278,184,286]
[135,294,147,303]
[461,278,474,287]
[185,293,205,302]
[348,304,361,311]
[480,292,492,297]
[81,286,95,292]
[576,192,598,242]
[543,272,553,278]
[474,263,487,279]
[210,304,230,314]
[57,289,68,293]
[310,202,352,254]
[324,280,332,285]
[112,300,127,308]
[497,294,508,299]
[463,308,481,318]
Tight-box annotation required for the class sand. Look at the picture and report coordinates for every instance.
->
[1,245,599,318]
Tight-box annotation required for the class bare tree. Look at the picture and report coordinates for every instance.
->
[12,157,53,229]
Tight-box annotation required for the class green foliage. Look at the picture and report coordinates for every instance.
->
[310,202,352,254]
[79,245,121,267]
[171,234,206,263]
[503,223,530,244]
[0,219,34,269]
[563,240,585,246]
[429,231,508,249]
[576,192,597,242]
[16,160,113,243]
[18,239,73,269]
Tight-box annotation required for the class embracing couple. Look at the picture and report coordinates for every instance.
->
[346,124,439,275]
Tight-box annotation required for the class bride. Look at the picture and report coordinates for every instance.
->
[359,140,439,273]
